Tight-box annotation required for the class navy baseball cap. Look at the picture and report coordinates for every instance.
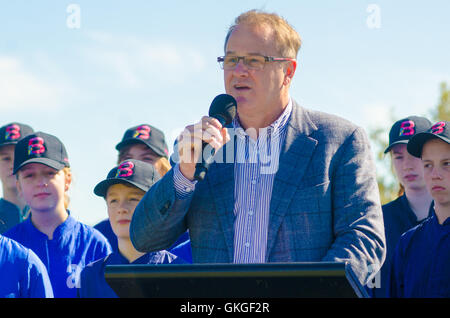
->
[384,116,432,153]
[94,159,161,198]
[0,122,34,147]
[407,121,450,158]
[115,124,169,159]
[13,132,70,174]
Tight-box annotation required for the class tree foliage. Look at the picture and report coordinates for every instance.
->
[431,82,450,121]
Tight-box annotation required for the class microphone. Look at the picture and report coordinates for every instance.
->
[194,94,237,181]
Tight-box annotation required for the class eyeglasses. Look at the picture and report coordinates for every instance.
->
[217,55,296,70]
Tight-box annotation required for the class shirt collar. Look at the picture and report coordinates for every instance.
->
[24,211,76,240]
[233,97,293,137]
[430,207,450,229]
[400,194,433,224]
[106,251,158,265]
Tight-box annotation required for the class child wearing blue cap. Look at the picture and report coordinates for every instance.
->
[0,234,53,298]
[0,123,34,233]
[389,121,450,297]
[78,159,185,298]
[4,132,111,298]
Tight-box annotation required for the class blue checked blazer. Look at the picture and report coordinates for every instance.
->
[130,100,386,284]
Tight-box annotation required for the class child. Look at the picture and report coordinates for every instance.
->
[0,122,34,233]
[4,131,111,298]
[79,159,184,298]
[0,234,53,298]
[94,124,192,263]
[389,121,450,297]
[367,116,433,297]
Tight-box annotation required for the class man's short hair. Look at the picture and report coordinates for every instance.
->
[224,9,302,59]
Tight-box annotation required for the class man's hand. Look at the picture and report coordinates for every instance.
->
[177,116,230,181]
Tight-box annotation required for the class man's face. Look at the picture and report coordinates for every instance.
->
[421,138,450,206]
[224,24,292,125]
[0,145,17,190]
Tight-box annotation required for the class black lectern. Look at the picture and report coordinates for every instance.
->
[104,262,368,298]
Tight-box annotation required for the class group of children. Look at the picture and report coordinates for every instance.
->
[0,117,449,298]
[366,116,449,297]
[0,123,191,298]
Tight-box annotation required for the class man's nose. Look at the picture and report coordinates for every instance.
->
[233,59,249,74]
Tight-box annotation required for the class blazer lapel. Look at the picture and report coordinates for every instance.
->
[266,102,318,260]
[207,141,236,261]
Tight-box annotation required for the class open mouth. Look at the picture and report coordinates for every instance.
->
[233,84,251,91]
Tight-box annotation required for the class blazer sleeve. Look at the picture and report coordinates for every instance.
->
[321,126,386,285]
[130,169,193,253]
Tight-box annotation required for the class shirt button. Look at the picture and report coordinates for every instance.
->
[245,242,250,248]
[248,210,254,216]
[185,187,192,192]
[251,180,257,185]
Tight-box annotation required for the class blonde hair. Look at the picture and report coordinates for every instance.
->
[389,152,405,198]
[153,157,171,177]
[224,9,302,59]
[62,167,72,210]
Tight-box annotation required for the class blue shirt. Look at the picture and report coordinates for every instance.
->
[367,194,433,297]
[389,212,450,297]
[0,198,22,234]
[95,218,193,263]
[173,99,292,263]
[0,234,53,298]
[4,213,112,298]
[78,250,185,298]
[168,230,193,263]
[94,219,118,252]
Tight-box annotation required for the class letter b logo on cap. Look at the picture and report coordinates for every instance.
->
[431,121,445,135]
[28,137,46,155]
[116,161,134,178]
[133,125,151,140]
[5,124,21,141]
[399,120,415,136]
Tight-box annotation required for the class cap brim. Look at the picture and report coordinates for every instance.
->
[13,158,67,175]
[407,133,450,158]
[384,140,409,154]
[115,139,167,158]
[0,141,20,147]
[115,139,146,151]
[93,178,149,197]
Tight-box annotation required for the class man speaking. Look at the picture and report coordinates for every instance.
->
[130,9,385,285]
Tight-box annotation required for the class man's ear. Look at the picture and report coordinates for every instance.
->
[283,60,297,86]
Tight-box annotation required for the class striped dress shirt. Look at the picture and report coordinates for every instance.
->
[174,99,292,263]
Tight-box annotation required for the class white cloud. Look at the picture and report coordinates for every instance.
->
[0,56,65,111]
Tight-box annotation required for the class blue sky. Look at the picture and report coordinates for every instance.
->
[1,1,449,226]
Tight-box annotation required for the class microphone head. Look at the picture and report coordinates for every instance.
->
[208,94,237,126]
